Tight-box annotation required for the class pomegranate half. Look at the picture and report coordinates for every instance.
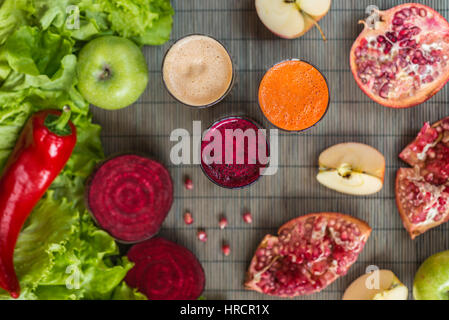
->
[245,212,371,297]
[350,3,449,108]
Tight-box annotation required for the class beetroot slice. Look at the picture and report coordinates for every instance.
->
[86,154,173,243]
[125,237,205,300]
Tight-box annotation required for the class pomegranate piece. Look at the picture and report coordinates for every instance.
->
[243,212,253,224]
[125,237,205,300]
[219,216,228,229]
[245,213,371,297]
[350,3,449,108]
[184,177,193,190]
[399,121,440,168]
[222,244,231,256]
[396,116,449,238]
[197,229,207,242]
[184,212,194,225]
[395,168,449,239]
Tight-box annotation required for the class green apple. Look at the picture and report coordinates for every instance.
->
[77,36,148,110]
[414,250,449,300]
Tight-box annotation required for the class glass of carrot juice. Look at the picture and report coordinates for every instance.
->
[258,59,330,132]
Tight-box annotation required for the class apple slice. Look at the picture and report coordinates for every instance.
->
[297,0,332,17]
[343,269,408,300]
[255,0,331,40]
[317,143,385,195]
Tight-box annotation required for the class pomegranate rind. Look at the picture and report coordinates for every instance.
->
[245,212,371,297]
[350,3,449,108]
[85,154,173,243]
[125,237,205,300]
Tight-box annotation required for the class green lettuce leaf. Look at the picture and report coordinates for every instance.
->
[96,0,174,45]
[6,0,174,45]
[0,0,166,299]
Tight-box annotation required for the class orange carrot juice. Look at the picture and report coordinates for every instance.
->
[258,60,329,132]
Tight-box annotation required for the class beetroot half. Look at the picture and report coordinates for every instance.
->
[86,154,173,243]
[125,237,205,300]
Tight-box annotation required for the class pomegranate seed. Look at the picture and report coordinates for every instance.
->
[360,38,368,47]
[393,18,403,26]
[412,58,420,64]
[419,9,427,17]
[431,50,441,57]
[423,75,434,83]
[399,41,408,47]
[377,35,386,43]
[399,29,409,37]
[395,12,405,20]
[219,216,228,229]
[407,40,416,47]
[418,58,428,65]
[184,212,194,225]
[184,178,193,190]
[402,8,411,17]
[243,212,253,224]
[410,26,421,35]
[197,229,207,242]
[379,83,390,98]
[222,244,231,256]
[386,32,397,43]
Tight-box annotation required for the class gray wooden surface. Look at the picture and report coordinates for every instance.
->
[92,0,449,300]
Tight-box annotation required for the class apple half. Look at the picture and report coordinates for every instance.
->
[317,143,385,195]
[255,0,332,39]
[343,270,408,300]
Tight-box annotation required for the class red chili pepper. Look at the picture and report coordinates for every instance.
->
[0,106,76,298]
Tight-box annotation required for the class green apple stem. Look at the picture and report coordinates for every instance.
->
[99,64,112,81]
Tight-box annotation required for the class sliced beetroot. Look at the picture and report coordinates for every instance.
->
[86,154,173,243]
[125,237,205,300]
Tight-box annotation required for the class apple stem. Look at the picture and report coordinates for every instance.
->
[302,12,327,41]
[99,65,112,81]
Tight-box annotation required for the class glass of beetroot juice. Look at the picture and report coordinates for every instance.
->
[200,116,269,189]
[258,59,330,132]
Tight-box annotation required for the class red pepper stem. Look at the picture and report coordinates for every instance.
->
[45,105,72,136]
[55,106,71,131]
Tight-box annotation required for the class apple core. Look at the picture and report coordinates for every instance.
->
[162,35,234,107]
